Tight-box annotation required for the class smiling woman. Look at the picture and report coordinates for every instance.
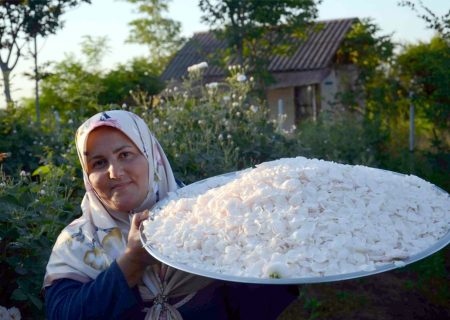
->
[85,127,149,213]
[43,110,298,320]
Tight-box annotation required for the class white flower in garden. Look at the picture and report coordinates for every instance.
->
[236,74,247,82]
[232,94,236,99]
[153,118,159,125]
[33,141,37,145]
[12,129,17,134]
[250,105,258,113]
[236,112,241,117]
[129,89,133,94]
[0,182,5,188]
[250,76,254,82]
[227,134,232,140]
[173,86,178,92]
[206,82,219,90]
[40,190,46,195]
[218,134,223,141]
[187,61,208,73]
[163,121,168,126]
[122,103,127,109]
[198,120,204,125]
[223,95,230,102]
[232,102,239,107]
[168,125,173,130]
[183,92,189,99]
[198,62,208,69]
[19,171,28,177]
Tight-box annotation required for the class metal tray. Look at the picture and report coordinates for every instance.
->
[140,170,450,284]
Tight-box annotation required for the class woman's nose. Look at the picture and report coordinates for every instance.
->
[108,161,124,179]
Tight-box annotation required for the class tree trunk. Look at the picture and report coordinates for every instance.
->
[34,35,40,124]
[0,66,13,107]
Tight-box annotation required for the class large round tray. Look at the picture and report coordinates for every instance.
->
[140,170,450,284]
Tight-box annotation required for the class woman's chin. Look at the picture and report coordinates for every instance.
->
[107,201,137,213]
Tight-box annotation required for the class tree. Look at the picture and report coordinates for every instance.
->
[396,36,450,130]
[398,0,449,39]
[335,19,395,113]
[125,0,184,72]
[0,0,91,109]
[99,57,164,106]
[199,0,320,88]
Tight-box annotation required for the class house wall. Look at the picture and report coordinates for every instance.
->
[265,64,358,127]
[320,69,338,112]
[266,87,295,131]
[320,65,359,112]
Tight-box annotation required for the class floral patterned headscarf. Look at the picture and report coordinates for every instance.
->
[44,110,212,319]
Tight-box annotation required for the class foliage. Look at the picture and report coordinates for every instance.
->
[396,36,450,130]
[0,0,91,105]
[0,164,84,318]
[99,57,165,106]
[125,0,184,71]
[34,39,164,114]
[199,0,320,88]
[297,112,388,168]
[0,107,72,176]
[335,19,395,112]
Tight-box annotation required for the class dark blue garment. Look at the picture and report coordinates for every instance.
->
[45,260,297,320]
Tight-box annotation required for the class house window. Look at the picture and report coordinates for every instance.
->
[294,85,320,122]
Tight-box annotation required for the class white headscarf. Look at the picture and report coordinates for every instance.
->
[44,110,212,319]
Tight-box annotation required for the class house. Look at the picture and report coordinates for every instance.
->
[161,18,358,130]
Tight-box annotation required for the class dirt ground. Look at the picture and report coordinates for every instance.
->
[279,247,450,320]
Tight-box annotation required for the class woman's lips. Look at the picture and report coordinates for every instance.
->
[111,181,131,191]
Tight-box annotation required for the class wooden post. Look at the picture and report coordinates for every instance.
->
[409,91,415,152]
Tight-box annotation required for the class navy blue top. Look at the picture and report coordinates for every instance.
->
[45,260,297,319]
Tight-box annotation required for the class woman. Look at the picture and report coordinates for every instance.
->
[44,110,296,319]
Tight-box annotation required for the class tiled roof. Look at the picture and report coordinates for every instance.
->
[161,18,357,81]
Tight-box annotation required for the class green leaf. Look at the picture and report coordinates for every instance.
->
[32,165,50,176]
[28,294,43,310]
[11,288,27,301]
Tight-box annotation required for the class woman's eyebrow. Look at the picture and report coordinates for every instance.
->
[85,145,133,160]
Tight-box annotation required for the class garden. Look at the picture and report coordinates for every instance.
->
[0,0,449,319]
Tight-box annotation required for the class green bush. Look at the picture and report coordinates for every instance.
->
[0,164,84,318]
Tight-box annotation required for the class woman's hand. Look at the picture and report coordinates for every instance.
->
[117,210,158,287]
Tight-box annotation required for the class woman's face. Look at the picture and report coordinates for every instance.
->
[85,126,149,213]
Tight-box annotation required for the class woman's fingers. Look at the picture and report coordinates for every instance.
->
[132,210,149,228]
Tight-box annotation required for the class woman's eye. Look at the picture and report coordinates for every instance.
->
[120,151,132,159]
[92,159,106,169]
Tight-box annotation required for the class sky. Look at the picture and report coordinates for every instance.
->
[3,0,448,107]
